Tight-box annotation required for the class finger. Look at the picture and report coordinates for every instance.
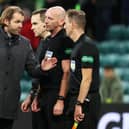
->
[22,106,29,112]
[74,114,85,122]
[51,57,57,63]
[31,104,40,112]
[22,104,26,110]
[31,105,35,111]
[53,109,63,115]
[74,116,82,122]
[36,108,41,112]
[32,108,40,112]
[52,63,57,68]
[21,104,24,111]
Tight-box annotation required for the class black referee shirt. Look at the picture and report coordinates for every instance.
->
[69,34,100,95]
[39,29,74,89]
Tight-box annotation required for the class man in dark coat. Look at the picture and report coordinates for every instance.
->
[0,6,57,129]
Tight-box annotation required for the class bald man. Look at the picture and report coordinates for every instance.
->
[30,6,74,129]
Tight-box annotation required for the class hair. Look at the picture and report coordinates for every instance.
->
[66,9,86,29]
[104,65,114,70]
[0,6,24,26]
[32,8,47,22]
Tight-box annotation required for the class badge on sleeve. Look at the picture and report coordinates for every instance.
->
[71,60,76,72]
[81,56,94,63]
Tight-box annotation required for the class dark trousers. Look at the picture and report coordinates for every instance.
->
[0,118,14,129]
[38,88,67,129]
[65,92,101,129]
[32,111,44,129]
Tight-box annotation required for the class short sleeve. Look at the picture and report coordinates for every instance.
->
[80,44,98,68]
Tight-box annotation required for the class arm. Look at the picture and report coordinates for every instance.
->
[53,59,70,115]
[74,68,92,122]
[58,59,70,97]
[21,80,40,112]
[112,81,123,103]
[77,68,92,103]
[21,94,32,112]
[25,42,57,77]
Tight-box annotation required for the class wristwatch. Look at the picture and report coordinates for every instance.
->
[57,95,65,101]
[76,100,83,106]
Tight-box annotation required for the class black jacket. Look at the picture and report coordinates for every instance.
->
[0,27,41,119]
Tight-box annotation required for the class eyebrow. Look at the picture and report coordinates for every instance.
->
[45,15,55,20]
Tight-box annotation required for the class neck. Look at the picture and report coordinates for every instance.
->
[4,26,8,33]
[41,31,51,39]
[3,26,11,37]
[70,29,85,42]
[51,27,62,37]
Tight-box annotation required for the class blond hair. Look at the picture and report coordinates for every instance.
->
[66,9,86,29]
[0,6,24,26]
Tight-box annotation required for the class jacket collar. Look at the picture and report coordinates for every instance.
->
[0,26,20,45]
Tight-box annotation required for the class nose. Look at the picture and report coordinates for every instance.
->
[31,25,34,30]
[45,17,48,24]
[19,22,23,28]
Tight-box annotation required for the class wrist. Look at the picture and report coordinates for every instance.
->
[30,90,34,96]
[76,100,83,106]
[57,95,65,101]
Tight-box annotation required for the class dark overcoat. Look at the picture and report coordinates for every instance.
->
[0,27,38,119]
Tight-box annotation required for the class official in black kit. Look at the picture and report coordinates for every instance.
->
[64,9,101,129]
[30,6,74,129]
[37,29,74,129]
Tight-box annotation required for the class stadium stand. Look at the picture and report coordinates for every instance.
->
[98,25,129,103]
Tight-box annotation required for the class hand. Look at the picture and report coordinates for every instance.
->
[74,105,85,122]
[53,100,64,115]
[21,95,31,112]
[31,97,40,112]
[41,57,57,71]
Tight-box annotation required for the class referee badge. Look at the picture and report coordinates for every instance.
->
[45,50,53,58]
[71,60,76,72]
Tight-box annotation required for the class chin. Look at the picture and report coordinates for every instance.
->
[14,31,20,35]
[13,33,19,35]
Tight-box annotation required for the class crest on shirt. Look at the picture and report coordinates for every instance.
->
[45,50,53,58]
[71,60,76,72]
[65,48,72,55]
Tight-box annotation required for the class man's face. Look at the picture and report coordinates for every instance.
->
[6,12,24,35]
[104,68,114,78]
[31,13,46,37]
[45,10,59,32]
[64,16,72,37]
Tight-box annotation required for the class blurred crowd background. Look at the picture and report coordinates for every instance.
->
[1,0,129,104]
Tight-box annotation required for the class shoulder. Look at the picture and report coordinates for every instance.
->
[79,35,99,55]
[19,35,31,45]
[84,36,97,46]
[19,35,30,42]
[84,36,98,50]
[19,35,33,50]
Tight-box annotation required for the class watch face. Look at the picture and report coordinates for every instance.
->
[45,50,53,58]
[71,60,76,72]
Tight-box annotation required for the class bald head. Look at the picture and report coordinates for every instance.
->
[46,6,66,21]
[45,6,66,35]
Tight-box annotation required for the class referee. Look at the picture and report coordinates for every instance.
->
[64,9,101,129]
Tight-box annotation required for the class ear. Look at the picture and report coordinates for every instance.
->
[58,19,65,27]
[3,19,9,26]
[71,20,78,29]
